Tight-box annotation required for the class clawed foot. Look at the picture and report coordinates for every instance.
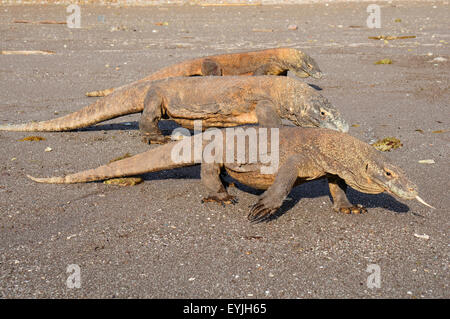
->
[336,204,367,215]
[201,194,238,207]
[141,134,172,145]
[248,197,281,223]
[248,190,284,223]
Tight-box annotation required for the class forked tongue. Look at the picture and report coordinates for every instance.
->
[415,195,435,209]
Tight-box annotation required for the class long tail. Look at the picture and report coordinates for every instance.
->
[0,82,152,132]
[27,140,193,184]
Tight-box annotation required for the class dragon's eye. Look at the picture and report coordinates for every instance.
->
[385,171,391,176]
[320,111,326,116]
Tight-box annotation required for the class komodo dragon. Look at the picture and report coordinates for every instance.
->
[0,76,349,144]
[86,47,323,97]
[27,127,434,221]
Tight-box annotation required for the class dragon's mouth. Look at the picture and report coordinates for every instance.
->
[376,180,418,200]
[318,119,349,133]
[291,114,348,133]
[337,121,349,133]
[384,186,435,209]
[293,70,311,78]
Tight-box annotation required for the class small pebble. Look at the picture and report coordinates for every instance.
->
[432,57,447,62]
[414,233,430,240]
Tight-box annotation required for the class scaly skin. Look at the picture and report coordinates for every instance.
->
[28,127,426,221]
[0,76,349,144]
[86,47,323,97]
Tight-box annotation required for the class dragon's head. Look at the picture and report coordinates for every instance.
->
[360,159,434,209]
[364,161,417,197]
[288,50,323,79]
[288,94,349,133]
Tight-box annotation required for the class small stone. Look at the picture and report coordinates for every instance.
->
[432,57,447,62]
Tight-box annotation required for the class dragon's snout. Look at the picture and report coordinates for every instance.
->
[311,71,323,79]
[329,116,349,133]
[336,120,349,133]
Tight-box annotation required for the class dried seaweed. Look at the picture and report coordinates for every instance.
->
[372,137,403,152]
[369,35,416,40]
[375,59,392,65]
[18,136,46,142]
[103,177,143,186]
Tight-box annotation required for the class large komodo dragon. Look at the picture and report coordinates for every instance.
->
[0,76,349,144]
[86,47,323,97]
[27,127,434,221]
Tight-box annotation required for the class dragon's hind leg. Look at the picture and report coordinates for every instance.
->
[201,163,238,206]
[253,62,287,76]
[200,58,223,76]
[139,89,172,144]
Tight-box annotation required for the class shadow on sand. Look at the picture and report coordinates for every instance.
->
[135,166,410,222]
